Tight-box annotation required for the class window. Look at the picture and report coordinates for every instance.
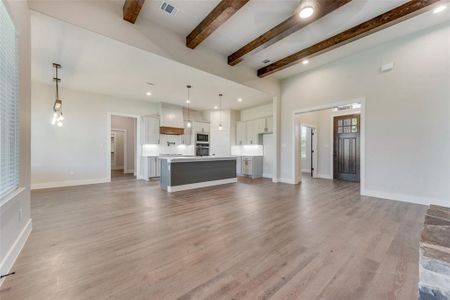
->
[300,126,307,158]
[0,1,20,199]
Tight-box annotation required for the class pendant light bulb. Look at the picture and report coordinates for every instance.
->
[187,121,192,128]
[219,124,223,131]
[186,85,192,130]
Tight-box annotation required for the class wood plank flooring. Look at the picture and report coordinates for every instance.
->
[0,176,426,299]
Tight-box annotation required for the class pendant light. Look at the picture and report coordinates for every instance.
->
[186,85,192,128]
[218,93,223,131]
[51,63,64,127]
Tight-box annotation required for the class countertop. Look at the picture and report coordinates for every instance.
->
[159,156,237,163]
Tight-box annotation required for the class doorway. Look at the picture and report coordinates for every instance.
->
[333,114,360,182]
[293,100,364,188]
[108,114,139,180]
[300,125,317,178]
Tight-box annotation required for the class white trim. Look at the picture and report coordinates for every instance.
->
[31,178,109,190]
[0,187,25,208]
[363,189,448,206]
[291,97,366,196]
[278,177,296,184]
[0,218,32,287]
[166,178,237,192]
[317,174,333,180]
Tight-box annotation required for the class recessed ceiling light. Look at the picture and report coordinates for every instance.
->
[302,59,309,65]
[146,91,152,96]
[299,6,314,19]
[433,4,447,14]
[214,105,218,110]
[186,100,190,104]
[237,98,243,102]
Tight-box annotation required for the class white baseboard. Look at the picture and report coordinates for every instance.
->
[167,178,237,192]
[277,177,296,184]
[112,166,124,170]
[31,178,109,190]
[317,173,333,179]
[363,189,449,206]
[0,218,32,287]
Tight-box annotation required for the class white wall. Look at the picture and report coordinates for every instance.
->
[111,116,136,173]
[280,21,450,206]
[31,82,159,189]
[240,103,273,121]
[0,0,32,286]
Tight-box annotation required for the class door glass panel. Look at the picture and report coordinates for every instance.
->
[344,119,351,126]
[338,127,343,133]
[352,118,358,125]
[338,120,343,126]
[352,126,357,133]
[344,126,351,133]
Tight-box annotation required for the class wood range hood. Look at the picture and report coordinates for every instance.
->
[160,126,184,135]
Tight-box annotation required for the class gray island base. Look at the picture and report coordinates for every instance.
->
[159,156,237,192]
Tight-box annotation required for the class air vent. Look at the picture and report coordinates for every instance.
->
[161,2,177,15]
[262,59,271,64]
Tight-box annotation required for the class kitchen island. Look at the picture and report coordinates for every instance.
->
[159,156,237,192]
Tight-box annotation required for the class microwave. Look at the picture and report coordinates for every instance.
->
[196,133,209,143]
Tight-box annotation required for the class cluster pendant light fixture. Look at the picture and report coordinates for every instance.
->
[218,93,223,131]
[186,85,192,128]
[51,63,64,127]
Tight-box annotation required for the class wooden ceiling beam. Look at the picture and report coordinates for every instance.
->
[123,0,146,24]
[228,0,351,66]
[257,0,442,78]
[186,0,250,49]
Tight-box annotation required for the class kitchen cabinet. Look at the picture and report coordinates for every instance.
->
[193,121,210,133]
[141,116,160,145]
[265,116,273,133]
[236,121,246,145]
[246,119,264,145]
[241,156,263,179]
[183,121,192,145]
[159,103,184,128]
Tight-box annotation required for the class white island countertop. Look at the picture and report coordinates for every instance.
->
[159,156,237,163]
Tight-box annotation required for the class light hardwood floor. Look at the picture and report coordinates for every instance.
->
[0,177,426,299]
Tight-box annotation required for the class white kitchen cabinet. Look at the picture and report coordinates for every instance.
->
[241,156,263,179]
[246,119,262,145]
[193,121,210,133]
[183,121,192,145]
[236,121,246,145]
[141,116,160,145]
[265,116,273,133]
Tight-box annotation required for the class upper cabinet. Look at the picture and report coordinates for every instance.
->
[193,121,210,133]
[141,116,160,145]
[237,116,273,145]
[236,121,246,145]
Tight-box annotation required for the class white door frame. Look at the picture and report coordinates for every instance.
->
[107,113,141,182]
[111,128,128,173]
[292,97,366,195]
[298,123,318,180]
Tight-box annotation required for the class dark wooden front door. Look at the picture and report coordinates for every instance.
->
[333,114,360,182]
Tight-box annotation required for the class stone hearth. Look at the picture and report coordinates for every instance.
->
[419,205,450,300]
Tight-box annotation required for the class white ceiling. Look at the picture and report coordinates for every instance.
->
[31,12,272,111]
[132,0,450,76]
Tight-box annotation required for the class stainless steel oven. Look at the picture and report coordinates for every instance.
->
[196,143,209,156]
[195,133,209,143]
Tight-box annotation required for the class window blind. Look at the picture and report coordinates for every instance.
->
[0,1,20,199]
